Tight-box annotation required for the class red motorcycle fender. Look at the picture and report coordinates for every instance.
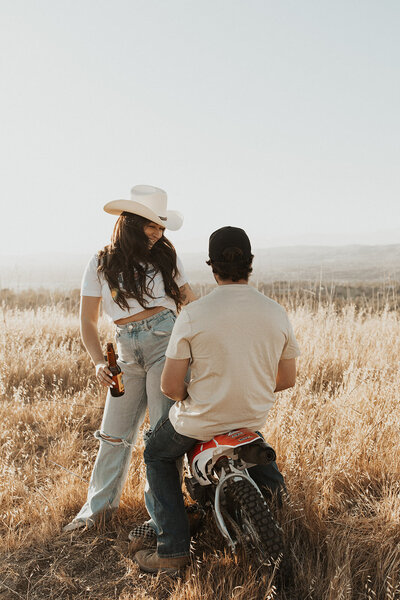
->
[188,428,263,470]
[188,438,218,465]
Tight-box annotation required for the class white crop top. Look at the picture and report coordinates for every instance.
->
[81,253,187,322]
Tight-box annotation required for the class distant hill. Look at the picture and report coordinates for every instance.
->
[255,244,400,283]
[182,244,400,284]
[0,244,399,290]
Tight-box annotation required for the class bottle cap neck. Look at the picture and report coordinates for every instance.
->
[106,343,117,367]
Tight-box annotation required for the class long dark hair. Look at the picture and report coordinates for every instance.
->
[98,213,183,311]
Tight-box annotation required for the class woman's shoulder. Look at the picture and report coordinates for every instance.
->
[81,251,104,294]
[175,255,187,282]
[85,251,101,270]
[82,251,106,281]
[175,254,183,267]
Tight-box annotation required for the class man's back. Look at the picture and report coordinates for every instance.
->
[167,284,300,441]
[135,226,299,573]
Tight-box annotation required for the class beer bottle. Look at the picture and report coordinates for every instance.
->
[106,343,125,397]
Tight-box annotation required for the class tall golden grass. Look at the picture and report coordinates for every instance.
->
[0,293,399,599]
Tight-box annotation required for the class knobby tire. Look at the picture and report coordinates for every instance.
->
[225,478,284,565]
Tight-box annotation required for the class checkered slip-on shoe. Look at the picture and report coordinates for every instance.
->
[128,522,157,544]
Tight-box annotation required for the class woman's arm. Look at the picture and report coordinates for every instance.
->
[80,296,114,388]
[179,283,197,306]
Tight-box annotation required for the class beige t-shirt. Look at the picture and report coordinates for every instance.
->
[167,284,301,441]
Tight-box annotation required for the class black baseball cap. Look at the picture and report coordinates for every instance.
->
[208,226,252,262]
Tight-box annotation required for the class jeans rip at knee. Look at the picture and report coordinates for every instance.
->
[95,430,133,449]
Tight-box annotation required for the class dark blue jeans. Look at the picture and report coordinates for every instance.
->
[144,417,285,558]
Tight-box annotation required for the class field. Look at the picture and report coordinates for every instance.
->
[0,286,399,600]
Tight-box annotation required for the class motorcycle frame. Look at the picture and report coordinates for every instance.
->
[212,462,266,553]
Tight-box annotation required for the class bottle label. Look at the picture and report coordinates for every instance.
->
[114,373,124,393]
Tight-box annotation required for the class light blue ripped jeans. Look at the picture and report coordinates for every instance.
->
[71,308,176,527]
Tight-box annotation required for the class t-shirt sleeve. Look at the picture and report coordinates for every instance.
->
[81,254,102,297]
[175,256,188,288]
[281,314,301,360]
[166,309,192,359]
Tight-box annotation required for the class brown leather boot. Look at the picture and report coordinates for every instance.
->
[134,549,190,574]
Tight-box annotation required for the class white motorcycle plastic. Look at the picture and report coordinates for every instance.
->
[185,428,283,565]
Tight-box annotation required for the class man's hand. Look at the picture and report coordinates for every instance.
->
[161,357,190,401]
[275,358,296,392]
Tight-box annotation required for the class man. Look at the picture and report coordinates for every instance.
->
[134,226,301,574]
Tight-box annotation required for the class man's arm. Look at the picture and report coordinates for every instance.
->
[274,358,297,392]
[161,357,190,401]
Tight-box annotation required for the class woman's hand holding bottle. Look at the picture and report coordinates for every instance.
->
[106,343,125,396]
[95,362,115,388]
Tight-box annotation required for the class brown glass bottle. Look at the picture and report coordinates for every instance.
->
[106,343,125,397]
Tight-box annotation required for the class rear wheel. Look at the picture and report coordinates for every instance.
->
[224,478,284,566]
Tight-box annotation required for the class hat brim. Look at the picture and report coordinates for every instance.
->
[103,200,183,231]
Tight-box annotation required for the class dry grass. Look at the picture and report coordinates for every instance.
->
[0,295,399,599]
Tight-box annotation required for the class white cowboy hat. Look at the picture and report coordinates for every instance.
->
[103,185,183,231]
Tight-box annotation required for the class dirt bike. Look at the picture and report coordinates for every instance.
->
[185,428,284,566]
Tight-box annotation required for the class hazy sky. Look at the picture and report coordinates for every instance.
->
[1,0,399,257]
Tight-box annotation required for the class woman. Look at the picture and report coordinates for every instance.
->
[64,185,196,532]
